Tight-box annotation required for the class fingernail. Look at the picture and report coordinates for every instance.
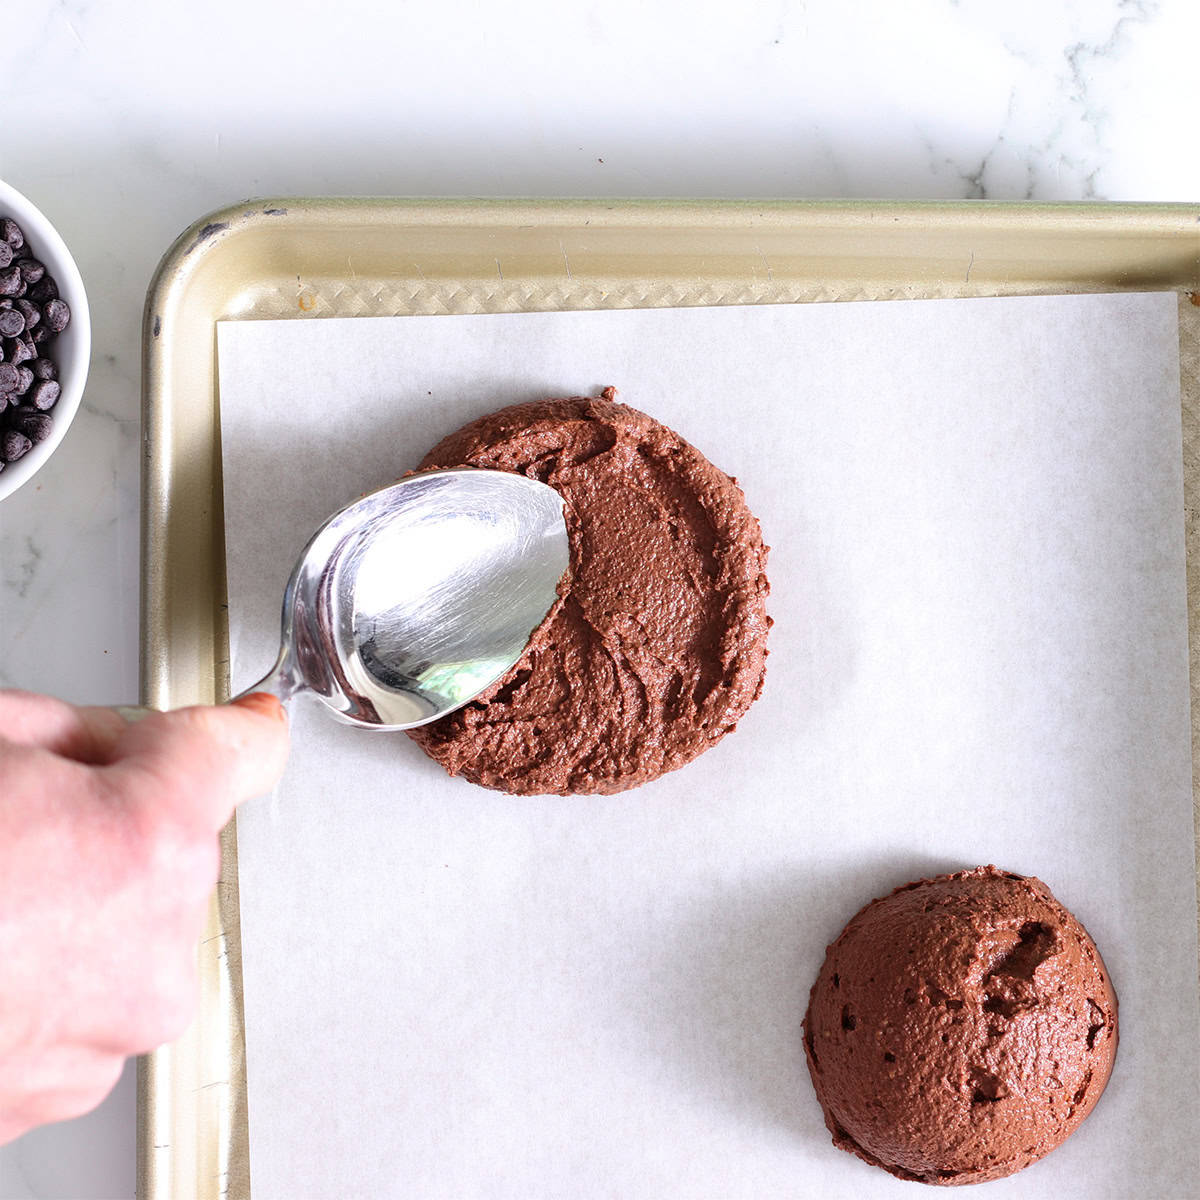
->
[231,693,288,722]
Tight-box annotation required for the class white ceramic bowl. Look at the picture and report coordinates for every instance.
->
[0,178,90,502]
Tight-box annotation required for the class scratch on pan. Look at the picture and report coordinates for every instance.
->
[186,222,229,254]
[755,244,773,282]
[496,258,504,281]
[264,207,288,216]
[297,274,316,312]
[560,240,572,280]
[152,315,161,338]
[966,250,976,283]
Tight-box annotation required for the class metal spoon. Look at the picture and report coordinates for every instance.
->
[237,468,569,730]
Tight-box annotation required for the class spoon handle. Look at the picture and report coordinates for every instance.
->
[232,646,297,705]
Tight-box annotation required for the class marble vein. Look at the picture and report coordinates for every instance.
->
[922,0,1161,201]
[2,537,42,603]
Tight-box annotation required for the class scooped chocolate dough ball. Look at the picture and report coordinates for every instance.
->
[408,391,771,795]
[803,866,1117,1186]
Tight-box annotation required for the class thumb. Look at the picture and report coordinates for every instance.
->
[103,695,290,833]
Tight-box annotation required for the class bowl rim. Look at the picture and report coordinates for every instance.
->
[0,177,91,502]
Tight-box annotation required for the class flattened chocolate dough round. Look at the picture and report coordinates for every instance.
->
[803,866,1118,1187]
[407,392,771,795]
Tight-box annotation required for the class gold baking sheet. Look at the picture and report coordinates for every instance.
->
[137,198,1200,1200]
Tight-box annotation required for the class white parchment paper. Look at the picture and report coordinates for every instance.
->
[218,294,1199,1199]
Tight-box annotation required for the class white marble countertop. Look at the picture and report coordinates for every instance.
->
[0,1,1195,1196]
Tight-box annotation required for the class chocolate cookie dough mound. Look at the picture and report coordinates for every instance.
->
[408,392,770,795]
[803,866,1117,1187]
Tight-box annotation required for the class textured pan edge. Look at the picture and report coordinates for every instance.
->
[138,198,1200,1200]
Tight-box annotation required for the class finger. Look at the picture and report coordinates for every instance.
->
[80,941,203,1057]
[9,1051,126,1133]
[0,690,128,764]
[101,696,290,834]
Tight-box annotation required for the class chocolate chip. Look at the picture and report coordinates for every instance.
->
[30,324,48,344]
[14,365,32,395]
[0,244,11,270]
[0,219,24,252]
[1,429,32,462]
[15,298,38,329]
[30,357,56,381]
[0,362,17,392]
[28,379,59,410]
[26,275,56,303]
[0,309,24,337]
[0,266,23,296]
[42,299,69,333]
[6,336,33,364]
[16,258,44,285]
[8,409,52,444]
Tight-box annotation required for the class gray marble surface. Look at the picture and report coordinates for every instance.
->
[0,0,1196,1196]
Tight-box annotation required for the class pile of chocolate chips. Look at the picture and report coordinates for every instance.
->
[0,216,70,473]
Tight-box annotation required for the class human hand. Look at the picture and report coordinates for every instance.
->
[0,689,289,1145]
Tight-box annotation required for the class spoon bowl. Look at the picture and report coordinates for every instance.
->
[243,469,569,729]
